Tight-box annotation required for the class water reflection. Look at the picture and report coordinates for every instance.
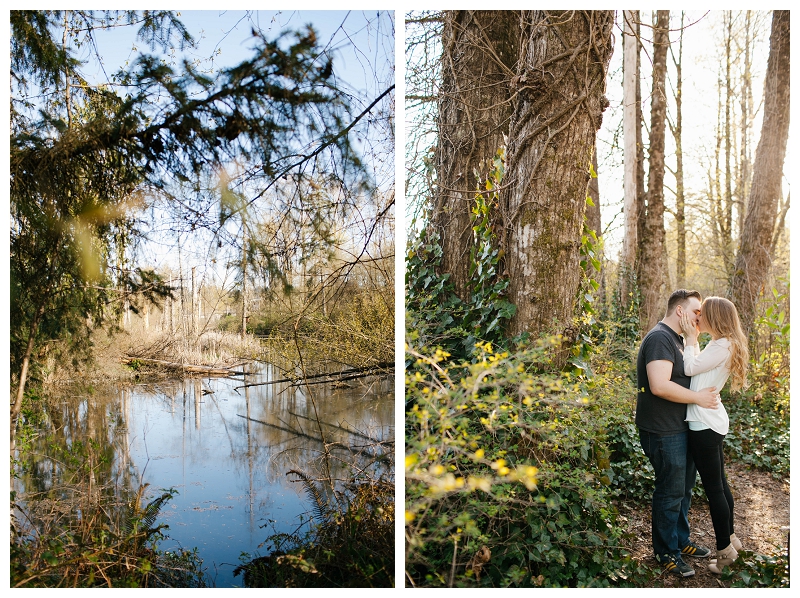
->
[15,362,394,587]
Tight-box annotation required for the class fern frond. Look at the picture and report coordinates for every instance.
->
[141,492,171,531]
[287,469,329,522]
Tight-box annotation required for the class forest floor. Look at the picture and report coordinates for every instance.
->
[619,460,790,587]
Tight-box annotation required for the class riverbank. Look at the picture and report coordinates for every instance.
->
[37,328,266,390]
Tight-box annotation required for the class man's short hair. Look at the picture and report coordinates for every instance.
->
[666,289,701,316]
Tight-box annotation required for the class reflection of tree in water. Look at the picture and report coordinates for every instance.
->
[240,373,393,510]
[14,389,146,545]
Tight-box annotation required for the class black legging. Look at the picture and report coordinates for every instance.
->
[688,428,735,550]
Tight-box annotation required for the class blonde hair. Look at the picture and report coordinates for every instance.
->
[701,296,749,391]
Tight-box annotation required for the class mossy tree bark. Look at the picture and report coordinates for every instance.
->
[504,10,614,341]
[434,10,520,300]
[636,10,670,335]
[730,10,790,336]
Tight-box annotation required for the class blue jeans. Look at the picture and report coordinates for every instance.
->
[639,429,697,557]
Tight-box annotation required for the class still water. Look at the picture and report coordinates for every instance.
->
[18,362,394,587]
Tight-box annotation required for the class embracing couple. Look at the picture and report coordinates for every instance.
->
[636,289,749,578]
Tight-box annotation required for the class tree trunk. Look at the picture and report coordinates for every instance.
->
[770,192,790,254]
[241,226,248,339]
[505,10,614,340]
[730,10,790,336]
[620,10,639,303]
[671,12,686,289]
[191,266,197,342]
[738,10,754,241]
[11,302,47,453]
[634,15,647,277]
[636,10,670,334]
[723,11,735,278]
[434,10,520,300]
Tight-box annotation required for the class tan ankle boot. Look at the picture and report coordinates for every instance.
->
[730,533,743,551]
[708,544,738,574]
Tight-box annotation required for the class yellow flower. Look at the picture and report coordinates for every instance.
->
[468,476,492,493]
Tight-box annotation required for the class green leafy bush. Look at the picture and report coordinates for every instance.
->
[406,148,515,364]
[11,481,205,588]
[235,476,394,587]
[720,547,789,588]
[405,341,651,587]
[749,279,790,397]
[725,393,789,478]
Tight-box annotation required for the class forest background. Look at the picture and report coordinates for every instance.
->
[405,9,790,588]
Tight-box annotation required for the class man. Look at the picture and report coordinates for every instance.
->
[636,289,720,577]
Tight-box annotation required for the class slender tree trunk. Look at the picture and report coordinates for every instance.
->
[505,10,614,341]
[168,279,174,334]
[434,10,520,300]
[730,10,790,336]
[634,15,647,272]
[671,12,686,288]
[770,192,790,254]
[191,266,198,349]
[631,12,648,320]
[636,10,670,334]
[620,10,639,300]
[723,11,735,278]
[710,76,724,256]
[11,302,47,453]
[241,226,248,339]
[738,11,754,239]
[62,12,72,128]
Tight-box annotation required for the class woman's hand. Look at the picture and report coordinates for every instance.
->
[680,311,698,344]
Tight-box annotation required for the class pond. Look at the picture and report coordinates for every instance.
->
[14,362,394,587]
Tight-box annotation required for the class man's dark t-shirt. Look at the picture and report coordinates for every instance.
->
[636,321,691,435]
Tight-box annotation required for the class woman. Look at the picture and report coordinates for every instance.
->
[680,296,749,574]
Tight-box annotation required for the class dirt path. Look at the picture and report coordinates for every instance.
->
[618,461,789,587]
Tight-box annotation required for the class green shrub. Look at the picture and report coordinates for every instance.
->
[11,482,205,588]
[235,476,394,587]
[405,341,651,587]
[749,279,789,398]
[725,392,789,478]
[216,314,240,333]
[720,547,789,588]
[405,149,515,365]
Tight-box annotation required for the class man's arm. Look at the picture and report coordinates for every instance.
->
[646,360,719,409]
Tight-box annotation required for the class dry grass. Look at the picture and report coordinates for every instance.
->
[43,317,266,388]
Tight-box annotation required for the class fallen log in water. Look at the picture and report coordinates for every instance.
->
[121,357,245,376]
[233,362,393,391]
[287,410,385,443]
[236,414,389,458]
